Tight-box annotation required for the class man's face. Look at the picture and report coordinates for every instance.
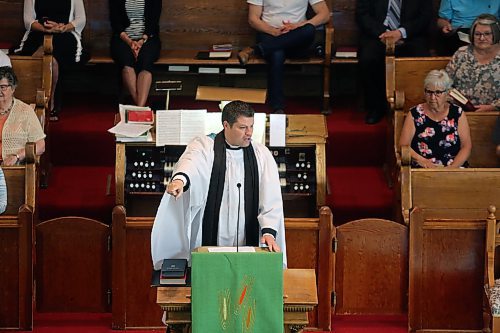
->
[223,116,254,147]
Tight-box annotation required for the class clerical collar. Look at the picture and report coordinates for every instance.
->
[225,141,242,150]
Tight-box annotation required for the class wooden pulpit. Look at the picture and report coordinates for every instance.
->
[157,269,317,333]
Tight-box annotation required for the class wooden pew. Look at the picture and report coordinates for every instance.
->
[485,206,499,333]
[384,56,450,186]
[9,35,53,188]
[0,143,37,330]
[83,0,333,113]
[399,146,500,224]
[409,207,492,333]
[112,205,334,331]
[333,218,408,316]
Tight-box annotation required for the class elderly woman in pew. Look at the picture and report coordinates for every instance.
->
[109,0,162,107]
[400,69,472,168]
[0,67,45,166]
[445,14,500,112]
[14,0,87,121]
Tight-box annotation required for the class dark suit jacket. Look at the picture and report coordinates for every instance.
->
[356,0,432,40]
[109,0,162,38]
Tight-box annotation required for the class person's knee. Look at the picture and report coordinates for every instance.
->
[267,50,286,66]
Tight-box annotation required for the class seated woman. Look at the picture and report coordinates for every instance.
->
[445,14,499,112]
[0,67,45,166]
[400,69,472,168]
[110,0,162,107]
[14,0,87,121]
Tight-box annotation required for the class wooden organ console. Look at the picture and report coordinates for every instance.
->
[112,114,333,330]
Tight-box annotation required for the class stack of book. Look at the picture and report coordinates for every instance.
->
[108,105,154,142]
[196,43,233,60]
[160,258,188,285]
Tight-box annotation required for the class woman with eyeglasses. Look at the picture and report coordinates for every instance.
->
[400,69,472,168]
[0,67,45,166]
[445,14,500,112]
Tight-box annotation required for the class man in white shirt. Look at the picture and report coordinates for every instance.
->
[151,101,287,269]
[237,0,330,113]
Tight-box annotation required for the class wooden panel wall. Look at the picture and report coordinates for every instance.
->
[409,208,487,332]
[0,0,25,47]
[334,219,408,315]
[36,217,110,312]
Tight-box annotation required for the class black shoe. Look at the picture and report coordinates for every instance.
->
[365,110,384,124]
[49,109,59,122]
[273,108,285,114]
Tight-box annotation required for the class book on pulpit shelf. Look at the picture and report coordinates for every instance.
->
[449,88,477,111]
[160,258,188,285]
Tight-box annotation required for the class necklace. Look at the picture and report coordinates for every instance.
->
[0,99,14,116]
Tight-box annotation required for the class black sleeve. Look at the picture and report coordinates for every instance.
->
[144,0,161,38]
[109,0,128,35]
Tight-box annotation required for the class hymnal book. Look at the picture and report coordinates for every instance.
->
[335,46,357,58]
[196,51,231,60]
[126,109,154,124]
[212,43,233,51]
[449,88,477,111]
[160,258,188,285]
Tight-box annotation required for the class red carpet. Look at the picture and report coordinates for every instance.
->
[5,313,407,332]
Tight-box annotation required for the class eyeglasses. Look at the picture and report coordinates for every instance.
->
[424,89,447,97]
[474,32,493,39]
[0,84,12,92]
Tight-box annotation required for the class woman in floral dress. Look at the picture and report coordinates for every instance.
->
[400,70,472,168]
[446,14,500,112]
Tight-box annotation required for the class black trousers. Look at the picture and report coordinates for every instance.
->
[358,36,430,115]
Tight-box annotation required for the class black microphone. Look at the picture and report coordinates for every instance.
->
[236,183,241,253]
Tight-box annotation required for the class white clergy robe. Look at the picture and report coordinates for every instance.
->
[151,135,287,269]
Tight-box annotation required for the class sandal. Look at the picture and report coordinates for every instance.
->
[49,109,59,122]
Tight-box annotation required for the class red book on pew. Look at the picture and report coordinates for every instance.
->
[449,88,478,111]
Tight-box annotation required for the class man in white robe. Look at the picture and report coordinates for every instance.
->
[151,101,287,269]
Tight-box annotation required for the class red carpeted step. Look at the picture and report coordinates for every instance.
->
[39,166,115,223]
[326,108,388,167]
[332,314,408,333]
[326,166,394,225]
[51,94,116,167]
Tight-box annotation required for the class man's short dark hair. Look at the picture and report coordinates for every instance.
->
[221,100,255,126]
[0,66,18,88]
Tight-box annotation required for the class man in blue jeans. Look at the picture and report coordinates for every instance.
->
[238,0,330,114]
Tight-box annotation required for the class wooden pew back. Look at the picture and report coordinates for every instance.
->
[485,206,499,333]
[386,56,451,112]
[84,0,333,57]
[0,0,25,48]
[395,111,500,168]
[409,207,491,332]
[400,151,500,223]
[0,144,37,330]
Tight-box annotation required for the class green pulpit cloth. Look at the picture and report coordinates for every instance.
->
[191,251,284,333]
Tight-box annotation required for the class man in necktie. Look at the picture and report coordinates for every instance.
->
[356,0,432,124]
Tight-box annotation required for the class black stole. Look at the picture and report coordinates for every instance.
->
[202,131,259,246]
